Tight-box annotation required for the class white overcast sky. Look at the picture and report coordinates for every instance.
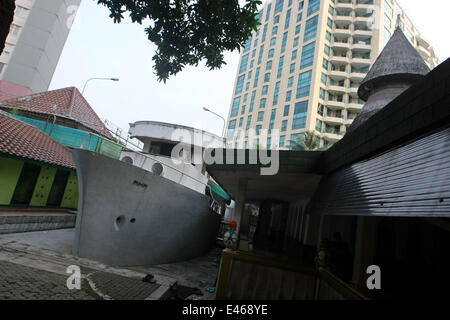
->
[50,0,450,137]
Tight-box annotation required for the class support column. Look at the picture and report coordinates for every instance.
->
[352,216,377,289]
[232,178,247,236]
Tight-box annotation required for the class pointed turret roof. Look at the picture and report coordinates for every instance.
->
[358,27,430,101]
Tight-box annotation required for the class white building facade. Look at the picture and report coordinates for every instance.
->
[226,0,439,150]
[0,0,81,93]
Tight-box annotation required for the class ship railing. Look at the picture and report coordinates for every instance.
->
[79,130,225,213]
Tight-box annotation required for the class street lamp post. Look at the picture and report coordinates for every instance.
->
[81,77,120,95]
[203,107,226,137]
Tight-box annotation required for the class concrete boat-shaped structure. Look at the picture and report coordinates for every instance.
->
[72,121,226,267]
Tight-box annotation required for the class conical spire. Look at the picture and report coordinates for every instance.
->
[358,27,430,101]
[347,27,430,133]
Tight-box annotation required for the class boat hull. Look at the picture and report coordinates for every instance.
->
[72,149,221,266]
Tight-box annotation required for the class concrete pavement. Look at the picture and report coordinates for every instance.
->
[0,229,221,300]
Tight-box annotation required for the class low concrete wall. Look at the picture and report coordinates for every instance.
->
[72,149,221,267]
[0,214,76,234]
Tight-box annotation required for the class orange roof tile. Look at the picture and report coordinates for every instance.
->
[0,112,75,169]
[0,87,112,138]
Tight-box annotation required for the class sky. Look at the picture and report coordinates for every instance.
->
[50,0,450,137]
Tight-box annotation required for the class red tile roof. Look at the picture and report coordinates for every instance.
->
[0,87,112,138]
[0,81,33,102]
[0,112,75,169]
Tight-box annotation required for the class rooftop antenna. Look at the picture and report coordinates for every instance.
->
[396,14,402,29]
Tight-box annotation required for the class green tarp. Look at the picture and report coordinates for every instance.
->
[207,180,231,205]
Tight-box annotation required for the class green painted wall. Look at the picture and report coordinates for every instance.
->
[61,171,79,209]
[0,157,24,205]
[30,166,57,207]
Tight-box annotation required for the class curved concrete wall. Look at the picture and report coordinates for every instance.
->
[72,149,221,267]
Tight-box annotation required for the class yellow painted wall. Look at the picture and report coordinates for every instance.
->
[61,171,78,209]
[30,166,57,207]
[0,157,24,205]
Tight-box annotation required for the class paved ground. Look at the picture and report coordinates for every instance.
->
[0,228,75,253]
[0,229,222,300]
[0,260,97,300]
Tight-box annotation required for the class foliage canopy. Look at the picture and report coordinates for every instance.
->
[96,0,262,82]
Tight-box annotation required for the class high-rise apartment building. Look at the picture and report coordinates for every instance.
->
[226,0,438,150]
[0,0,81,93]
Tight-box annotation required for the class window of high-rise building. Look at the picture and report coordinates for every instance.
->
[243,36,252,53]
[258,111,264,121]
[297,12,303,23]
[284,105,290,116]
[288,76,294,88]
[266,60,273,70]
[269,109,276,133]
[274,15,280,24]
[248,70,252,80]
[239,54,249,73]
[235,75,245,94]
[243,93,248,103]
[262,85,269,95]
[290,63,296,74]
[277,57,284,78]
[239,117,244,127]
[384,27,391,47]
[292,101,308,130]
[286,90,292,102]
[324,44,330,56]
[274,0,284,15]
[268,49,275,58]
[272,26,279,35]
[296,70,312,98]
[246,116,252,130]
[264,73,271,83]
[256,125,262,136]
[260,98,267,108]
[384,0,393,17]
[327,17,333,28]
[323,58,329,70]
[270,37,276,47]
[299,1,304,11]
[292,50,298,61]
[328,5,334,15]
[300,42,316,69]
[250,91,256,111]
[295,24,301,35]
[273,82,281,105]
[321,73,327,85]
[282,120,288,132]
[307,0,320,16]
[293,37,299,47]
[384,14,392,29]
[281,32,288,53]
[262,24,268,42]
[231,97,241,117]
[304,15,319,41]
[245,82,250,91]
[254,67,260,88]
[265,4,272,21]
[285,9,292,29]
[280,135,286,147]
[258,45,265,64]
